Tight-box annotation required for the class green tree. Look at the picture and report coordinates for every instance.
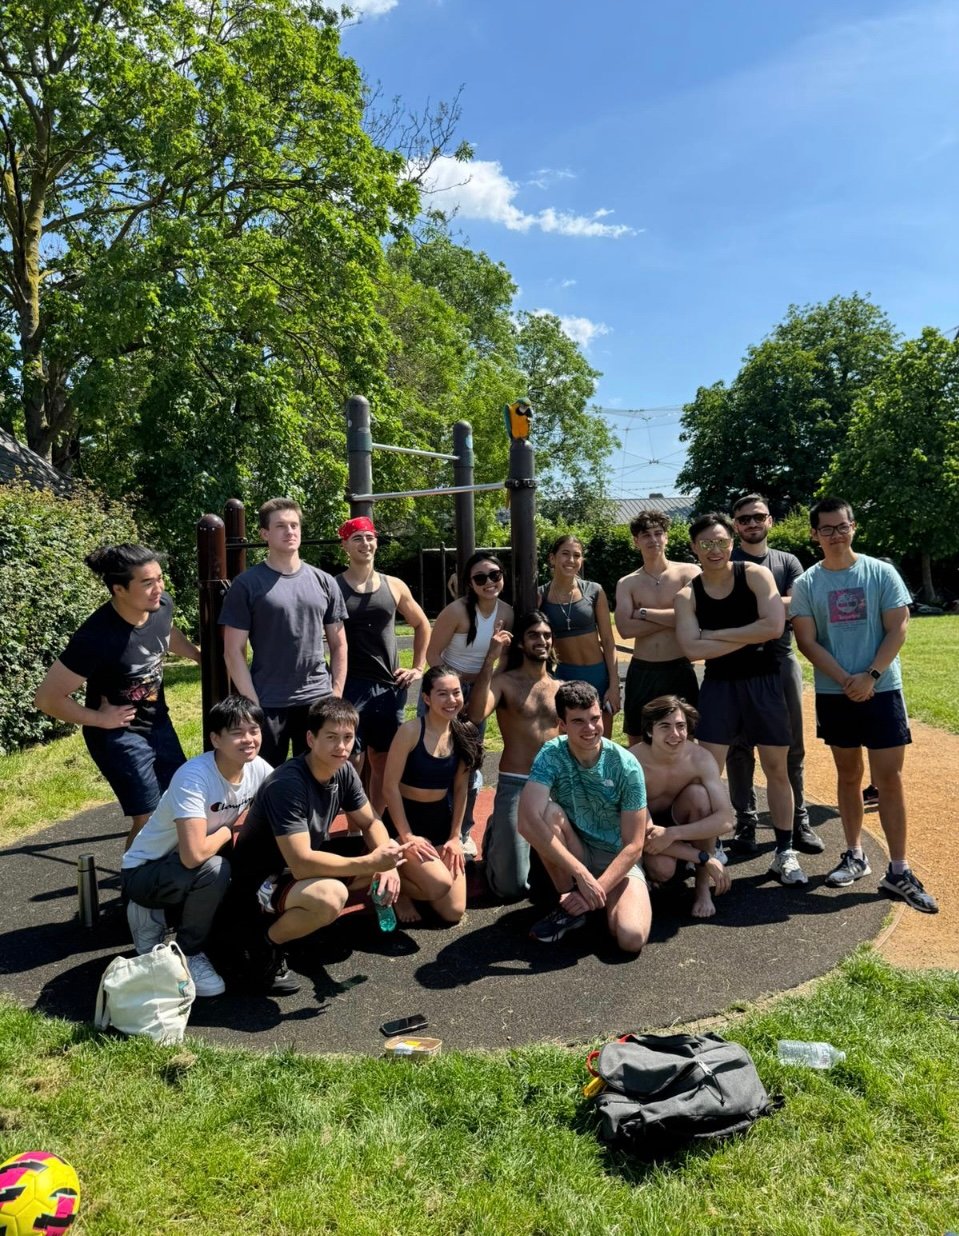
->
[822,327,959,600]
[677,294,898,511]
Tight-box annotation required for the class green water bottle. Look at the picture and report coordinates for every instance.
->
[371,876,397,932]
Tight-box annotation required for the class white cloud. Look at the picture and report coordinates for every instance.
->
[414,156,637,238]
[534,308,612,348]
[348,0,398,15]
[560,278,577,288]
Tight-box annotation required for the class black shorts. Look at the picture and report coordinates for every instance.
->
[696,674,792,748]
[268,834,367,914]
[815,690,912,750]
[342,678,407,753]
[624,658,700,736]
[382,797,452,848]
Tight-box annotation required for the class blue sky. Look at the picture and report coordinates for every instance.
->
[344,0,959,496]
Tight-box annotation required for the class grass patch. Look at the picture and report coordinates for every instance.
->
[1,953,957,1233]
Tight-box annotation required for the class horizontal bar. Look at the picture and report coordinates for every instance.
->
[350,481,504,502]
[371,441,459,462]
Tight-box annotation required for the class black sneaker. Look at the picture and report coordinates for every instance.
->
[792,819,825,854]
[826,850,871,888]
[529,907,586,944]
[879,868,939,914]
[247,932,301,995]
[266,953,302,995]
[732,820,758,854]
[862,784,879,806]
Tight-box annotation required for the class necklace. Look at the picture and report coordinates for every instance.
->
[641,565,668,587]
[551,582,578,630]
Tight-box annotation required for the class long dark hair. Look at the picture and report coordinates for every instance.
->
[421,666,484,771]
[460,551,505,646]
[505,610,557,672]
[85,543,165,594]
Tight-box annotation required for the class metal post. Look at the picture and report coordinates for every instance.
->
[453,420,475,586]
[197,514,230,748]
[346,395,373,520]
[508,438,537,615]
[224,499,247,581]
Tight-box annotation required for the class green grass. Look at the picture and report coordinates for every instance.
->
[796,613,959,734]
[1,952,958,1234]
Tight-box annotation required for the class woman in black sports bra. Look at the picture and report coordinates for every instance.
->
[382,667,483,924]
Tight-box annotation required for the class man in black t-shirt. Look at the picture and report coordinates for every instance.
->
[34,544,200,848]
[232,696,409,988]
[726,494,820,858]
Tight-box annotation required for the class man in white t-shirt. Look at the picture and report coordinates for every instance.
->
[120,694,292,995]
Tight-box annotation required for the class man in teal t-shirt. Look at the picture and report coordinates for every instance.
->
[791,496,937,914]
[519,680,651,952]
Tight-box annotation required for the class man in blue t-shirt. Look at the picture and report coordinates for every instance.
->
[519,681,651,953]
[791,497,937,914]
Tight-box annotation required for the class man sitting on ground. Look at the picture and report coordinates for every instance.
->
[628,695,733,918]
[467,611,561,900]
[519,681,651,954]
[231,697,409,988]
[121,695,276,997]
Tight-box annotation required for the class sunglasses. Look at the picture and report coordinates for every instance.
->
[697,538,732,551]
[471,569,503,585]
[735,512,769,525]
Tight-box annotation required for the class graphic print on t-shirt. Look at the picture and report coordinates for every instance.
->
[828,587,867,625]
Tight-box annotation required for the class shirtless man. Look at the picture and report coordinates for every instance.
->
[629,695,733,918]
[615,511,701,745]
[467,611,561,900]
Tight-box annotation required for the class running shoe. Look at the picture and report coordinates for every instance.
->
[768,848,808,886]
[793,820,825,854]
[879,868,939,914]
[529,907,587,943]
[826,850,871,888]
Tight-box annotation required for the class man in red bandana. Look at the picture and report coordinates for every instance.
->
[335,516,430,813]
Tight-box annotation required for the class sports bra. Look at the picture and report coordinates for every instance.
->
[401,718,460,789]
[442,605,499,674]
[538,579,600,640]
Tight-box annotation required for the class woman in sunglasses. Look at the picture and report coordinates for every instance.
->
[425,552,514,853]
[538,534,620,736]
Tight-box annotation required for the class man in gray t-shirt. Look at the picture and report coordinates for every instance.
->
[220,498,347,765]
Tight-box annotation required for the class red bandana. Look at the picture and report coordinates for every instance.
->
[338,516,377,541]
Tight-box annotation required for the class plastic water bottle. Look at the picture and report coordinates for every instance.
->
[370,877,397,933]
[777,1039,846,1069]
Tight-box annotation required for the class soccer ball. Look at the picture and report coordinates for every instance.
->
[0,1151,80,1235]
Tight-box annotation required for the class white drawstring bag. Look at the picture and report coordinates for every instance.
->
[94,940,195,1044]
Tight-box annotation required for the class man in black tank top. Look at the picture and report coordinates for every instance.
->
[675,513,808,887]
[335,517,430,814]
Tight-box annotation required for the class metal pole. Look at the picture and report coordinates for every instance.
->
[346,395,373,520]
[224,498,247,581]
[508,438,537,616]
[197,514,230,748]
[453,421,475,586]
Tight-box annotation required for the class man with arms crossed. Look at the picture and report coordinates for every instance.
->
[615,510,701,747]
[629,695,732,919]
[791,497,937,913]
[232,697,409,987]
[675,514,806,886]
[467,611,561,901]
[220,498,347,767]
[519,681,651,954]
[120,695,292,996]
[726,494,822,857]
[34,543,200,849]
[335,515,430,814]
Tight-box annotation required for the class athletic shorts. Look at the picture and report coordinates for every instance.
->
[259,834,368,915]
[815,690,912,750]
[696,673,792,748]
[342,677,407,753]
[382,796,453,848]
[576,836,647,886]
[624,658,700,736]
[84,715,185,817]
[554,660,610,696]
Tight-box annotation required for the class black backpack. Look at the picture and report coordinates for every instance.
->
[588,1031,781,1157]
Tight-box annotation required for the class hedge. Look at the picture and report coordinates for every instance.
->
[0,480,140,754]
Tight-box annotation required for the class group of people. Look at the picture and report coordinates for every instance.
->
[33,491,937,999]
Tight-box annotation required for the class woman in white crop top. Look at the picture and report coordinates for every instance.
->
[426,552,514,682]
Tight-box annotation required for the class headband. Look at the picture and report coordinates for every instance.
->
[338,516,377,541]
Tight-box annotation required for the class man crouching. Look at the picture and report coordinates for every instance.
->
[629,695,733,918]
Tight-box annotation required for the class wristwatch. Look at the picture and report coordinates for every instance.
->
[697,850,710,866]
[868,667,881,680]
[639,607,647,620]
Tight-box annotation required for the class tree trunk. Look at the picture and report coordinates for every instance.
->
[920,552,937,604]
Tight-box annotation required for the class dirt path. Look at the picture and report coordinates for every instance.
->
[795,689,955,969]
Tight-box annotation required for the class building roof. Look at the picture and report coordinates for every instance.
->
[0,428,76,497]
[612,494,696,525]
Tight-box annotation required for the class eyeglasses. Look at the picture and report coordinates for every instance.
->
[735,513,769,525]
[697,538,732,551]
[816,523,854,538]
[471,569,503,585]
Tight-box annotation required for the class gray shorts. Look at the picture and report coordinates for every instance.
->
[577,836,647,886]
[696,673,792,747]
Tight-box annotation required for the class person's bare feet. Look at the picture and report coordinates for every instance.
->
[691,869,718,918]
[395,893,422,924]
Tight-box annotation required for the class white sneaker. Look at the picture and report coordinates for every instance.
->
[461,834,478,860]
[187,951,225,997]
[127,901,167,953]
[714,839,728,867]
[769,848,808,886]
